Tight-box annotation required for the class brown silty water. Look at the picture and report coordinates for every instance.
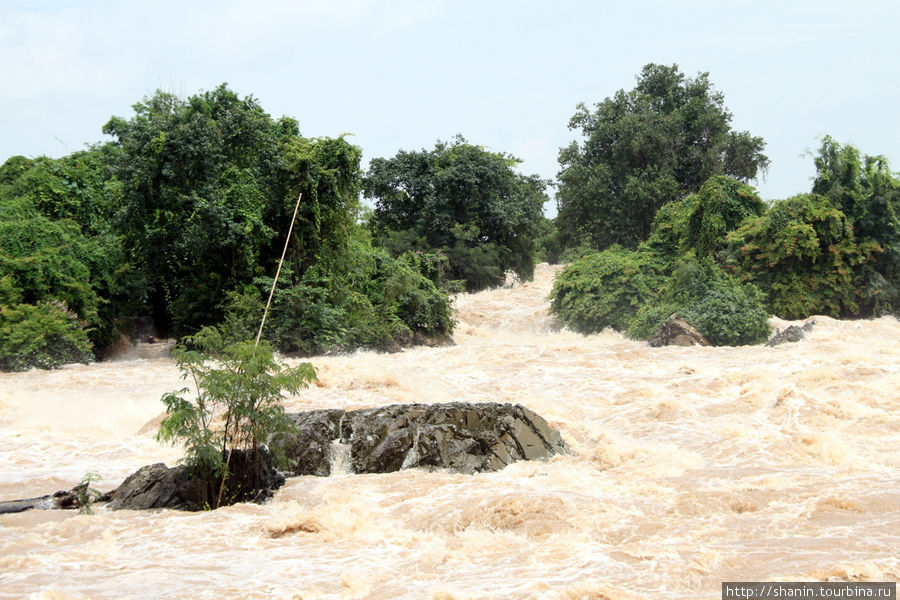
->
[1,263,898,599]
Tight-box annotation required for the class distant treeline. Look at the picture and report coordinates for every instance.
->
[1,64,897,369]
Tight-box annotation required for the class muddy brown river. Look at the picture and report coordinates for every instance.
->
[1,264,897,599]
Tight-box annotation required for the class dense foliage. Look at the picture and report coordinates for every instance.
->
[723,193,881,319]
[549,246,667,333]
[0,149,140,369]
[719,138,898,319]
[102,85,299,335]
[550,175,772,346]
[364,137,548,291]
[0,84,454,371]
[1,71,896,369]
[812,137,899,315]
[550,245,770,346]
[551,136,898,344]
[556,63,768,251]
[627,258,770,345]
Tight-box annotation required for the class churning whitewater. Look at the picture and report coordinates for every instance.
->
[1,263,898,599]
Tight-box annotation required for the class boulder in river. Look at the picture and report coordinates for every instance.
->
[2,403,568,513]
[648,314,713,347]
[108,448,284,511]
[281,402,569,476]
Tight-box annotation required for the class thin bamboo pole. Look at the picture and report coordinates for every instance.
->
[256,192,303,347]
[216,192,302,509]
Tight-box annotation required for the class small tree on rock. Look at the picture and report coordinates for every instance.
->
[157,327,316,507]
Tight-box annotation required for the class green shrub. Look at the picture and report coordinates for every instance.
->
[549,247,667,334]
[624,259,770,345]
[0,300,93,371]
[157,328,316,507]
[666,259,770,345]
[723,193,878,318]
[550,248,769,345]
[220,245,453,356]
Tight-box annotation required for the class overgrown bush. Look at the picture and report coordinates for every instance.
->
[0,297,93,371]
[549,247,667,334]
[549,244,769,345]
[723,193,878,319]
[685,175,767,256]
[635,258,770,345]
[220,244,453,356]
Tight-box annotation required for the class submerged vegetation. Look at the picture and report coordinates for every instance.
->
[1,65,897,368]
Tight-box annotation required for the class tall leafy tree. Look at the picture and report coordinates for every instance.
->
[103,84,296,335]
[364,136,547,291]
[0,148,140,365]
[556,63,768,250]
[811,137,899,314]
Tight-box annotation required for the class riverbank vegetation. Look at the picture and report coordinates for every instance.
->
[548,66,898,343]
[2,64,897,369]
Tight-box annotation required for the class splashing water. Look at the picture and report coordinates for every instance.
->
[1,264,898,599]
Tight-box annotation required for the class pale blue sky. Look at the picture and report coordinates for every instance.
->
[2,0,898,215]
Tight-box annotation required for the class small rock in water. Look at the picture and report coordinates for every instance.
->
[766,320,815,347]
[648,314,713,347]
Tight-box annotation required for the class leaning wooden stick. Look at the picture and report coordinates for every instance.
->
[217,192,302,509]
[255,192,303,348]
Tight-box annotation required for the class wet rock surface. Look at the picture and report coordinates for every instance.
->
[108,448,284,511]
[2,403,567,512]
[766,320,815,347]
[0,490,81,514]
[282,402,569,476]
[649,314,713,347]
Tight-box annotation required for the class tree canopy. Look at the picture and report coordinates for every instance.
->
[0,84,456,371]
[364,137,548,291]
[556,63,769,251]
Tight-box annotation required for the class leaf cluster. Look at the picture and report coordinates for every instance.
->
[550,175,771,346]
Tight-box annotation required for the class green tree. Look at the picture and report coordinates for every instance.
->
[0,150,141,356]
[157,327,316,507]
[364,136,548,292]
[103,84,295,335]
[556,63,768,251]
[811,137,899,314]
[723,193,879,319]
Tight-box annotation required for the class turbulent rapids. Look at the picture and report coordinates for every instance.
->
[1,263,898,599]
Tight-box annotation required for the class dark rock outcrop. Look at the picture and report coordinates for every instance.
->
[648,314,713,347]
[3,403,567,513]
[0,490,79,514]
[107,463,206,511]
[766,320,815,347]
[108,448,284,511]
[282,402,569,476]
